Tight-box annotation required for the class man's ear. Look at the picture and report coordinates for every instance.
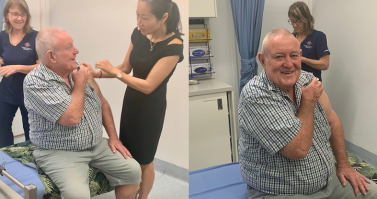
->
[46,50,56,63]
[258,52,265,66]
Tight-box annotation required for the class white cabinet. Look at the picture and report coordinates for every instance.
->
[189,79,237,171]
[189,0,217,18]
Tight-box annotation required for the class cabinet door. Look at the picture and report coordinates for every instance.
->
[189,92,232,171]
[189,0,217,18]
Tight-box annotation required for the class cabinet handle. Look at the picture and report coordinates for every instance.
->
[217,98,223,110]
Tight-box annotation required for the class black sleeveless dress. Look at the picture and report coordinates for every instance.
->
[119,28,184,164]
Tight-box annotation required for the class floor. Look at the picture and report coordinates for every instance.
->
[92,170,188,199]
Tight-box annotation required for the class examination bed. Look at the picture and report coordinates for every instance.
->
[189,153,377,199]
[0,141,112,199]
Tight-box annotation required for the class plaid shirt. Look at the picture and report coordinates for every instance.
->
[24,63,103,151]
[238,70,334,195]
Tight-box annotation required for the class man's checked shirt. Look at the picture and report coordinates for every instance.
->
[238,70,334,195]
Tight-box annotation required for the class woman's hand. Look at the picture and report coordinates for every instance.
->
[82,62,100,78]
[0,65,20,77]
[95,59,119,77]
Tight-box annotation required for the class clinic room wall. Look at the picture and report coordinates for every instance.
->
[12,0,189,169]
[311,0,377,155]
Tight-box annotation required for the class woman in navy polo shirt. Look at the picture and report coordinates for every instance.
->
[0,0,39,147]
[288,1,330,81]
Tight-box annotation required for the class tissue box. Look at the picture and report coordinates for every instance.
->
[189,46,211,58]
[189,63,212,77]
[189,29,210,42]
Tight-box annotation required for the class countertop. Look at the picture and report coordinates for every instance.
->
[189,79,233,97]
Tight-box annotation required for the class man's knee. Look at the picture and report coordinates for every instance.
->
[365,182,377,198]
[125,158,142,182]
[61,187,90,199]
[110,157,142,185]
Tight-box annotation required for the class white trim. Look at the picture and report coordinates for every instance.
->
[307,0,313,11]
[39,0,49,29]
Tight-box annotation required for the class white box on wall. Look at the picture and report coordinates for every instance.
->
[189,0,217,18]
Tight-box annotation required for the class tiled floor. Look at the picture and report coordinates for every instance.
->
[92,170,188,199]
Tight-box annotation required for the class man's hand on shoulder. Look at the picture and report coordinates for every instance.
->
[301,77,323,105]
[337,164,371,196]
[72,64,90,86]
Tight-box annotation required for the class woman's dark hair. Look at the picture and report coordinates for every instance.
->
[140,0,183,35]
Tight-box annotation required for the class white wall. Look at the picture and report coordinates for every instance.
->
[13,0,189,169]
[312,0,377,154]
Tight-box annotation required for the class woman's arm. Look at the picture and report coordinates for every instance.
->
[301,54,329,70]
[96,38,182,94]
[88,42,134,79]
[0,60,40,77]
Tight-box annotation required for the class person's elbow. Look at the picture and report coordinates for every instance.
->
[280,147,310,160]
[322,62,330,70]
[57,114,81,127]
[140,85,156,95]
[320,55,330,70]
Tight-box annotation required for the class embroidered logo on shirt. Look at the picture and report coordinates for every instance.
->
[22,42,32,51]
[304,40,313,49]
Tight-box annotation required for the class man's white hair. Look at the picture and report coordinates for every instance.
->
[36,27,66,63]
[260,27,299,55]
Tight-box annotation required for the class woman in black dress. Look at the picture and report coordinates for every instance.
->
[85,0,183,198]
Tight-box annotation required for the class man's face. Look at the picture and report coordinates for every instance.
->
[53,32,79,72]
[258,35,301,91]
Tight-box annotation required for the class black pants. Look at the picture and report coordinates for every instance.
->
[0,100,29,147]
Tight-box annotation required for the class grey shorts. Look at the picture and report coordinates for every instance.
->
[247,167,377,199]
[33,138,141,198]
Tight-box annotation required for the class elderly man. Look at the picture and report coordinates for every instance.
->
[23,27,141,199]
[238,27,377,199]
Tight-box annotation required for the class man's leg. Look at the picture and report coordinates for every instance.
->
[33,148,91,199]
[247,185,329,199]
[328,173,377,199]
[90,139,141,199]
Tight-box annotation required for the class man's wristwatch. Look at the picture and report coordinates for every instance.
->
[116,72,122,79]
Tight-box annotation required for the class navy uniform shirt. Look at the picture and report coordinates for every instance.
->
[0,30,38,105]
[296,29,330,81]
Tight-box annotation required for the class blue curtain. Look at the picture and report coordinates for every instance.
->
[230,0,265,93]
[0,0,5,30]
